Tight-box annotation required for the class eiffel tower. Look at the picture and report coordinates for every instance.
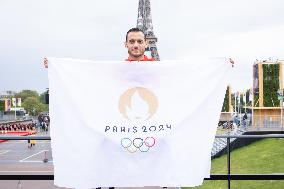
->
[137,0,160,61]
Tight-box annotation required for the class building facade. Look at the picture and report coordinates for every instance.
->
[252,60,284,127]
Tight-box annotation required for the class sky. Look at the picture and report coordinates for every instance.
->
[0,0,284,93]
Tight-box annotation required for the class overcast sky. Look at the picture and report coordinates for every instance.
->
[1,0,284,93]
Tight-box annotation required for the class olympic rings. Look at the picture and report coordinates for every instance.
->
[127,144,138,153]
[133,138,143,148]
[139,144,150,152]
[120,137,156,153]
[121,138,132,148]
[144,137,155,147]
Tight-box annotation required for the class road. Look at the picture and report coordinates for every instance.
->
[0,131,58,189]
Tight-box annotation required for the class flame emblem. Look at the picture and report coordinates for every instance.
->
[119,87,158,120]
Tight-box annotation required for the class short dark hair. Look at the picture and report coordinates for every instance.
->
[125,28,146,42]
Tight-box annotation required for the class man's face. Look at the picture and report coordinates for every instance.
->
[125,31,148,59]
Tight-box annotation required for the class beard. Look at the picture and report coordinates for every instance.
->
[128,49,145,58]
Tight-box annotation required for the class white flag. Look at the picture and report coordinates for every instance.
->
[12,98,16,107]
[237,92,241,103]
[49,57,232,188]
[17,98,21,107]
[249,88,253,102]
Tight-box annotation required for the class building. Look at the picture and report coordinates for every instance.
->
[0,91,22,112]
[251,59,284,127]
[0,90,17,98]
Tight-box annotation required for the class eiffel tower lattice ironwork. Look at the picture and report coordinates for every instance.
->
[136,0,160,61]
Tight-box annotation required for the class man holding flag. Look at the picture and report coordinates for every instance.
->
[44,28,235,189]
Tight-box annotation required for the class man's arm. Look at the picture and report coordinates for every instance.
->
[229,58,234,67]
[43,58,48,68]
[43,57,234,67]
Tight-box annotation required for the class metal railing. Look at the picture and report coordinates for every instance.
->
[0,135,284,189]
[0,119,33,125]
[252,115,284,128]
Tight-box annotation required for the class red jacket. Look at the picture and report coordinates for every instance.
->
[125,55,155,62]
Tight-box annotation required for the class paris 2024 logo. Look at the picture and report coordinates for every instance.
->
[118,87,158,153]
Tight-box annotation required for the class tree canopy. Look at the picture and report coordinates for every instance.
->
[15,90,48,116]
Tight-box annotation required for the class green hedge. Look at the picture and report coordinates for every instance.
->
[263,64,280,107]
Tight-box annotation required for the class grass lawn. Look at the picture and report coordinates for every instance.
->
[183,138,284,189]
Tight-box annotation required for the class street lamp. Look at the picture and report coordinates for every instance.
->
[12,98,17,120]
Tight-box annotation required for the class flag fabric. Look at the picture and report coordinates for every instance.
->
[48,57,232,188]
[12,98,16,107]
[17,98,21,107]
[5,99,11,111]
[237,92,241,103]
[249,88,253,102]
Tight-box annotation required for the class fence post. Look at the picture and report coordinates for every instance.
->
[227,137,231,189]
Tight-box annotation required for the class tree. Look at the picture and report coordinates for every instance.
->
[15,90,39,102]
[39,91,49,104]
[222,86,230,112]
[22,97,48,116]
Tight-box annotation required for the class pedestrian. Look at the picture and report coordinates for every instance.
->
[27,139,31,149]
[243,113,248,127]
[30,140,36,149]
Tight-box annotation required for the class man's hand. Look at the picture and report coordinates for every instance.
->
[229,58,234,67]
[44,58,48,68]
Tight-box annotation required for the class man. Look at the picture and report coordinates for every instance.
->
[124,27,155,62]
[43,28,155,68]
